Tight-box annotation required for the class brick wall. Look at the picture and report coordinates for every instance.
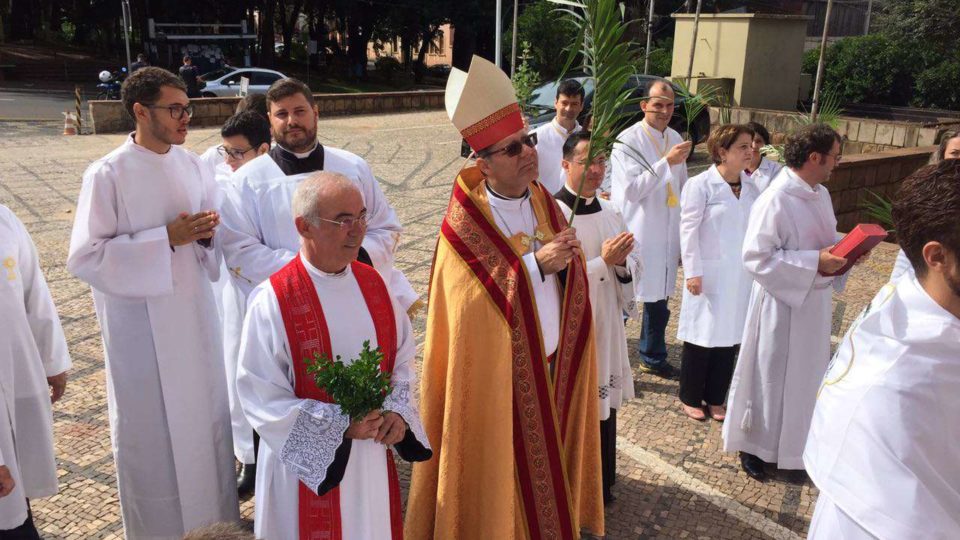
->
[89,90,445,134]
[710,106,958,154]
[828,145,935,233]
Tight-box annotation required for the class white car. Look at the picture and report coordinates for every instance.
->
[198,67,287,97]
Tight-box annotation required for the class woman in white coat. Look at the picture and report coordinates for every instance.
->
[677,125,760,421]
[744,122,782,192]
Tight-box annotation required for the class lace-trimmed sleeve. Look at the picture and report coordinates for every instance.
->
[279,399,352,493]
[383,381,432,461]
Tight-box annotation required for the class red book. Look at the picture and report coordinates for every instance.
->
[821,223,888,277]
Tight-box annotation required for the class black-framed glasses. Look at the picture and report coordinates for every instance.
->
[573,155,608,167]
[481,132,538,158]
[217,145,254,160]
[146,104,194,120]
[314,213,368,231]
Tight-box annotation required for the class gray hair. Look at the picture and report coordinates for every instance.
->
[291,171,359,224]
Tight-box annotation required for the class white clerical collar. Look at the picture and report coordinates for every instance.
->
[563,183,595,205]
[486,184,531,212]
[279,141,319,159]
[300,252,351,279]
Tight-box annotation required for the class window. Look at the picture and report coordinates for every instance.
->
[251,72,282,86]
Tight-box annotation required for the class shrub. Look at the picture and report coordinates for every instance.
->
[801,35,914,106]
[912,58,960,110]
[645,38,673,77]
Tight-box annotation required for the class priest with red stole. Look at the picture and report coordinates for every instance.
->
[406,55,604,539]
[236,171,431,540]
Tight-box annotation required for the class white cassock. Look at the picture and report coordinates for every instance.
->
[747,156,783,193]
[0,205,71,530]
[237,256,431,540]
[611,119,688,302]
[804,276,960,539]
[677,166,760,347]
[722,168,847,469]
[210,159,257,465]
[889,249,914,283]
[486,186,561,355]
[198,143,230,180]
[67,136,240,539]
[218,147,418,309]
[554,187,638,417]
[533,118,582,195]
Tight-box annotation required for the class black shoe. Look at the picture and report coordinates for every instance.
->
[740,452,766,481]
[638,361,675,378]
[237,463,257,498]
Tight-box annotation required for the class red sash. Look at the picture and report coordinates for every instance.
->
[270,257,404,540]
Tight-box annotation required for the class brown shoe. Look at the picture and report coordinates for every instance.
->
[707,405,726,421]
[681,403,707,421]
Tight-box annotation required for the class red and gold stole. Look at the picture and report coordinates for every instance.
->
[438,167,594,540]
[270,257,404,540]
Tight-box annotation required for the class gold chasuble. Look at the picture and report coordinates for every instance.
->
[405,166,604,539]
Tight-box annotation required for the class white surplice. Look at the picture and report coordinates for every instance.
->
[67,136,239,539]
[677,166,760,347]
[0,205,71,530]
[218,147,418,309]
[889,248,915,283]
[198,143,230,180]
[486,185,561,356]
[555,189,638,418]
[722,168,846,469]
[804,276,960,539]
[533,118,582,195]
[237,256,430,540]
[747,156,783,193]
[611,119,688,302]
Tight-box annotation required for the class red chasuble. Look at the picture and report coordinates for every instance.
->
[270,257,404,540]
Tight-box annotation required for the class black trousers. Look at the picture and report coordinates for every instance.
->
[599,408,617,503]
[0,502,41,540]
[678,342,738,407]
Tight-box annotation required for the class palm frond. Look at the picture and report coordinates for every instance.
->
[760,143,785,163]
[674,79,720,141]
[860,190,895,232]
[550,0,656,224]
[797,89,844,129]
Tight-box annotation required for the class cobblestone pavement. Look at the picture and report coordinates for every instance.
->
[0,111,900,539]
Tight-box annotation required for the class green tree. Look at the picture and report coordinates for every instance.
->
[504,0,574,79]
[801,35,914,106]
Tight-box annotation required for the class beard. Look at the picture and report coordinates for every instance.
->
[946,260,960,299]
[274,123,318,153]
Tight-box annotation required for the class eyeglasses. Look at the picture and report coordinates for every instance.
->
[146,104,194,120]
[481,132,538,158]
[217,145,255,160]
[824,151,843,163]
[314,213,367,231]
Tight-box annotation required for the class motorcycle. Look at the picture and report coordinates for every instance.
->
[96,67,127,100]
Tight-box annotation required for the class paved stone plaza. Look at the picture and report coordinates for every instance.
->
[0,112,899,539]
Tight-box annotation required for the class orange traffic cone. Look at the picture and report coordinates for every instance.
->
[63,112,78,136]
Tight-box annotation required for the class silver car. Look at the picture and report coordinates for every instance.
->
[198,67,287,97]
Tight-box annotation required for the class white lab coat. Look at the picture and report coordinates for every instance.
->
[677,166,760,347]
[722,168,846,469]
[533,119,581,195]
[748,157,783,193]
[804,276,960,539]
[611,120,688,302]
[0,205,71,530]
[67,136,239,539]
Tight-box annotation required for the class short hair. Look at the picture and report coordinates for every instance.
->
[236,93,268,117]
[562,131,591,159]
[556,79,585,101]
[646,79,675,99]
[266,78,314,110]
[121,66,187,120]
[292,171,358,224]
[707,124,756,165]
[746,121,771,145]
[221,110,271,149]
[937,131,960,162]
[892,159,960,278]
[782,124,842,169]
[182,522,254,540]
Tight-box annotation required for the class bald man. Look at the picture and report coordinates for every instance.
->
[611,80,692,376]
[236,172,431,540]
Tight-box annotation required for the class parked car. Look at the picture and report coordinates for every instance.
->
[198,67,287,97]
[460,74,712,158]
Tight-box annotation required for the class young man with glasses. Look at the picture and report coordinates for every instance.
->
[218,78,418,313]
[723,124,854,482]
[556,131,639,506]
[67,67,240,538]
[407,55,604,539]
[219,110,271,173]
